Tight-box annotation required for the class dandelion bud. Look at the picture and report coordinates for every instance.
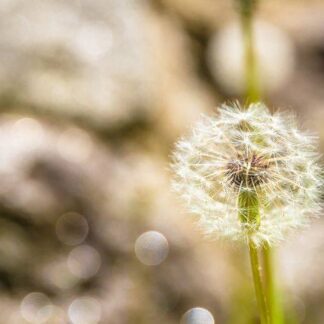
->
[171,102,322,246]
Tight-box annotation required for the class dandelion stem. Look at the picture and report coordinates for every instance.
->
[238,189,270,323]
[238,0,261,102]
[238,190,260,228]
[263,243,284,324]
[238,1,283,322]
[248,239,270,324]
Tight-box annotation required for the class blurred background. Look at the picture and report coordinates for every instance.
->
[0,0,324,323]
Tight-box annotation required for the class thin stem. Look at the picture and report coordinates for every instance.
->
[237,2,283,324]
[263,243,284,324]
[239,188,269,323]
[248,239,270,324]
[239,0,261,103]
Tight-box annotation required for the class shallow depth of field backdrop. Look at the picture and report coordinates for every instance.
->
[0,0,324,323]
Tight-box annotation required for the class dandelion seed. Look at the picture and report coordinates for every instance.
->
[171,102,322,246]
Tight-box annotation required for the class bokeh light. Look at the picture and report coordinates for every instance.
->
[68,297,102,324]
[12,118,44,150]
[56,212,89,246]
[181,307,215,324]
[20,292,53,323]
[67,245,101,279]
[135,231,169,266]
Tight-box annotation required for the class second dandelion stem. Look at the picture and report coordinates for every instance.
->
[249,239,270,324]
[263,243,284,324]
[239,0,261,102]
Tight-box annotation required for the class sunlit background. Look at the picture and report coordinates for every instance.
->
[1,0,324,323]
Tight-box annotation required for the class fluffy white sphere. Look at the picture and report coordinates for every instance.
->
[172,103,322,246]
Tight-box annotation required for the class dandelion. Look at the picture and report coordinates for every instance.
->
[172,102,322,323]
[171,102,322,247]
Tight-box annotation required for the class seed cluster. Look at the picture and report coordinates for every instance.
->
[171,102,322,246]
[226,154,270,189]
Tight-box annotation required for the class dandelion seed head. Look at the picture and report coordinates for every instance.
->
[171,102,322,246]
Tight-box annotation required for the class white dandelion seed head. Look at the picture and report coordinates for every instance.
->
[171,102,322,246]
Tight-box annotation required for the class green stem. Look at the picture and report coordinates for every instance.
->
[239,0,261,103]
[263,243,284,324]
[237,2,284,323]
[238,189,270,324]
[249,239,270,324]
[238,190,260,230]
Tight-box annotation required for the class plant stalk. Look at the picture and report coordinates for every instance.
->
[239,0,261,103]
[239,189,270,324]
[249,239,270,324]
[238,1,283,322]
[237,1,284,323]
[263,243,284,324]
